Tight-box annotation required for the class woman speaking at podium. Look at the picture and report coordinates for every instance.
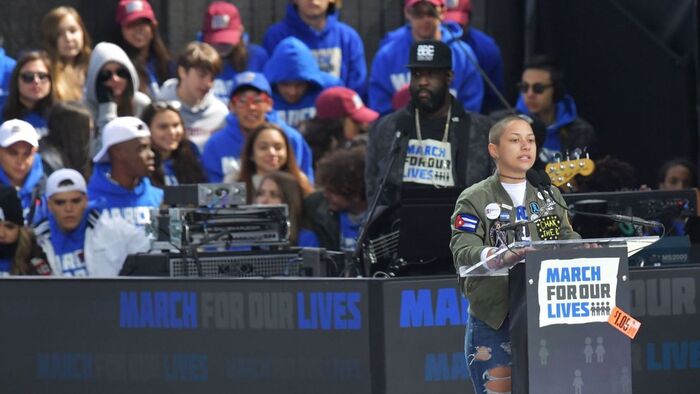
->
[450,115,580,394]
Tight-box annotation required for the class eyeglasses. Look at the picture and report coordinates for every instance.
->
[517,82,553,94]
[233,92,270,107]
[98,67,130,82]
[19,72,50,84]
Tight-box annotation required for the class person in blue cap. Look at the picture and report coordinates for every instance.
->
[263,0,367,98]
[202,71,314,183]
[87,116,163,228]
[264,36,341,129]
[34,168,151,277]
[368,0,484,116]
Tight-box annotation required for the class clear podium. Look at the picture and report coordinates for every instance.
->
[460,237,658,394]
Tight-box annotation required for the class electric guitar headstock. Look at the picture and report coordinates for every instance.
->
[545,150,595,187]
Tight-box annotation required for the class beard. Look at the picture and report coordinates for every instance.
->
[410,84,449,114]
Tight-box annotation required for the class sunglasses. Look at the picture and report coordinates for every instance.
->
[517,82,553,94]
[19,72,50,84]
[151,100,182,111]
[233,92,270,107]
[98,67,130,82]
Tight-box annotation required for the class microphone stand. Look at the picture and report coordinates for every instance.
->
[353,130,405,277]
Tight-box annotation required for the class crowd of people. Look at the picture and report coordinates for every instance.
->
[0,0,694,281]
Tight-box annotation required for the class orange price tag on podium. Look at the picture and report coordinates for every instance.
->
[607,306,641,339]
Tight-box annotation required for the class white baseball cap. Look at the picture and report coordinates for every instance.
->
[93,116,151,163]
[0,119,39,148]
[46,169,87,198]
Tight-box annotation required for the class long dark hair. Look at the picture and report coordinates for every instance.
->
[141,102,207,187]
[238,123,312,202]
[226,42,249,72]
[45,102,93,178]
[116,20,173,94]
[299,117,344,169]
[3,50,54,121]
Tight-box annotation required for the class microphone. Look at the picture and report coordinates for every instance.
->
[532,169,663,229]
[354,119,409,276]
[498,220,534,232]
[527,169,552,201]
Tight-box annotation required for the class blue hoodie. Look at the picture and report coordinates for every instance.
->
[462,27,505,114]
[0,48,16,111]
[0,110,48,138]
[516,94,579,160]
[368,23,484,115]
[264,37,342,128]
[87,163,163,227]
[144,58,177,98]
[263,4,367,98]
[0,152,45,222]
[202,112,314,183]
[211,35,269,104]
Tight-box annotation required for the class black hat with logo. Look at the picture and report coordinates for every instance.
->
[406,40,452,69]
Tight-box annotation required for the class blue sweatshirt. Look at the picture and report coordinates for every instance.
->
[202,112,314,183]
[368,23,484,115]
[0,153,45,222]
[516,94,579,160]
[87,163,163,227]
[263,4,367,98]
[0,48,16,111]
[0,110,48,138]
[462,27,505,114]
[212,36,269,104]
[264,37,341,128]
[144,58,176,98]
[47,210,89,276]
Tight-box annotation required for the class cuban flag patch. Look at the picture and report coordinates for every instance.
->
[455,213,479,233]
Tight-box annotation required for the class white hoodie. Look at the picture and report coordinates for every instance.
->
[157,78,228,150]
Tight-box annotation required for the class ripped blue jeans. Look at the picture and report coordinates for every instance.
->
[465,314,512,394]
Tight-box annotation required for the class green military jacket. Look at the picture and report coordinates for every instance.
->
[450,172,580,330]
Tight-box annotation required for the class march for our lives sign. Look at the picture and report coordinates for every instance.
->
[402,139,454,187]
[538,258,619,327]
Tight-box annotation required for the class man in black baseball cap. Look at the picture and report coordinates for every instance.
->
[406,39,453,115]
[364,39,493,274]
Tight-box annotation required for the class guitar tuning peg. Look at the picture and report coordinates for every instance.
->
[572,148,582,160]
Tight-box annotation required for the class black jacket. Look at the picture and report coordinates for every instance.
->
[365,96,494,206]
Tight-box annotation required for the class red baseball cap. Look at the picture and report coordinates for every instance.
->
[443,0,472,25]
[116,0,157,27]
[316,87,379,124]
[404,0,445,11]
[202,1,243,46]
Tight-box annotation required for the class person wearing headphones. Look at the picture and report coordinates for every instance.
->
[514,56,595,163]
